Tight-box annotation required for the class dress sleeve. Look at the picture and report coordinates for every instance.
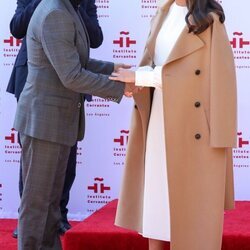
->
[135,65,163,89]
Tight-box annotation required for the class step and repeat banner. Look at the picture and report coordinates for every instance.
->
[0,0,250,220]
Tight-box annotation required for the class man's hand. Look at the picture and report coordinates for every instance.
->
[109,68,135,83]
[109,69,142,97]
[114,63,131,72]
[124,83,140,98]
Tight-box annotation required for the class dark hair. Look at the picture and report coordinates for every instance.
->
[185,0,225,34]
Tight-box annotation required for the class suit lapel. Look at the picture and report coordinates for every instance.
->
[146,0,204,66]
[77,10,90,48]
[61,0,90,55]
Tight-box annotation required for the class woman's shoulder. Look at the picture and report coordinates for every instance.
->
[208,11,224,26]
[208,11,229,40]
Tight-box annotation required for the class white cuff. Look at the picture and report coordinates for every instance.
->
[135,66,163,89]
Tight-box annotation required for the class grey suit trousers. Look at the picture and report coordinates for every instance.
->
[18,134,71,250]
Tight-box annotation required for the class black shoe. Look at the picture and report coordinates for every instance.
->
[63,221,72,230]
[12,228,18,238]
[58,221,72,235]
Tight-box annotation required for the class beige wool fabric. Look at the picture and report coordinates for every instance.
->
[115,1,237,250]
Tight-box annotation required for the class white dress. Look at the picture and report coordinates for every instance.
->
[135,2,188,241]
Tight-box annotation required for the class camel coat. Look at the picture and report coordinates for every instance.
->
[115,1,237,250]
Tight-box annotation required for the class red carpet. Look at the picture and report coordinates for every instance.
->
[1,201,250,250]
[64,200,250,250]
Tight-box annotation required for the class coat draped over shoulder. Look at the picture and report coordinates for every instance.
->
[115,1,237,249]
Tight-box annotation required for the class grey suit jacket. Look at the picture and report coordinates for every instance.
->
[14,0,125,146]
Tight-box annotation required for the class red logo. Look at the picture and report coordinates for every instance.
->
[230,32,250,49]
[237,132,249,148]
[4,36,22,47]
[88,177,111,193]
[5,128,18,144]
[114,130,129,146]
[113,32,136,48]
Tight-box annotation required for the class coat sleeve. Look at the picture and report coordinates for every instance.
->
[10,0,41,39]
[209,16,237,148]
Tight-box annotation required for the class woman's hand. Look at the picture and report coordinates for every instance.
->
[109,68,135,83]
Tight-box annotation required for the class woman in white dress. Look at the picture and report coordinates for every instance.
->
[111,0,237,250]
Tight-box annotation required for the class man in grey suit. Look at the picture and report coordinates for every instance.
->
[13,0,133,249]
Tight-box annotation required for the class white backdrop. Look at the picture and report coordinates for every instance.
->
[0,0,250,220]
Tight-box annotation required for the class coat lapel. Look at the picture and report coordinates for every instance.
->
[146,0,174,57]
[134,1,174,96]
[146,0,204,66]
[134,0,205,142]
[164,27,204,65]
[133,1,174,137]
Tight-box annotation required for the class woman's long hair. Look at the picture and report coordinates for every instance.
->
[185,0,225,34]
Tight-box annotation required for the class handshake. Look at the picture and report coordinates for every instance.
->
[109,63,142,97]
